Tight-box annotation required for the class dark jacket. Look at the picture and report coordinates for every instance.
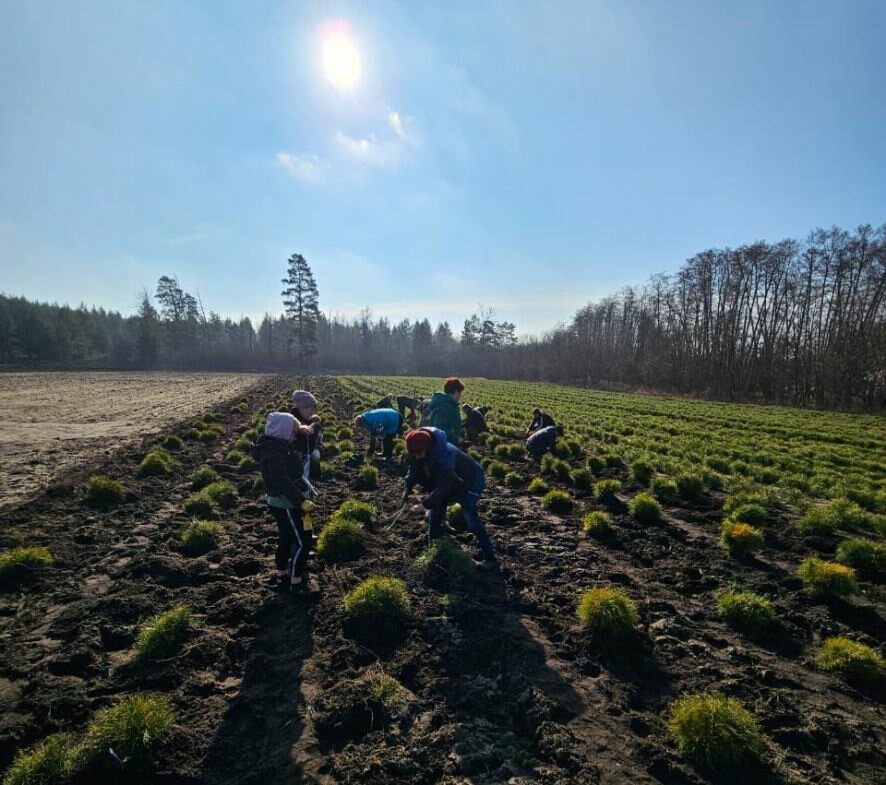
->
[527,425,559,455]
[427,392,462,444]
[405,427,483,509]
[528,410,556,433]
[254,434,307,505]
[376,395,393,409]
[463,406,488,434]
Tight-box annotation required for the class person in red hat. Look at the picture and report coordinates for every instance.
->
[402,426,497,570]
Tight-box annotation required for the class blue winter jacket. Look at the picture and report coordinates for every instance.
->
[360,408,404,436]
[404,427,484,508]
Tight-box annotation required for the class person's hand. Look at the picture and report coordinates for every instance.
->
[410,503,425,514]
[296,423,313,437]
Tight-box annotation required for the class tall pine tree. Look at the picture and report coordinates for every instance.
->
[281,253,321,367]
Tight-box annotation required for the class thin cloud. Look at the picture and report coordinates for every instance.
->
[276,152,326,184]
[165,232,206,246]
[388,111,405,138]
[335,131,402,167]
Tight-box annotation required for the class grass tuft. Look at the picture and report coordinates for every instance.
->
[190,465,220,491]
[676,473,705,501]
[541,489,573,514]
[183,490,216,518]
[716,590,774,634]
[719,520,764,556]
[576,587,639,634]
[85,475,125,507]
[202,480,237,509]
[667,693,764,764]
[631,459,654,485]
[2,733,79,785]
[505,471,525,488]
[355,464,379,490]
[0,547,53,586]
[730,503,767,526]
[629,492,662,523]
[180,520,222,556]
[817,637,884,684]
[416,539,475,578]
[527,477,549,495]
[570,467,593,490]
[137,449,173,478]
[836,538,885,577]
[798,557,858,598]
[82,694,174,764]
[342,576,410,634]
[582,510,612,537]
[593,478,621,502]
[651,477,678,504]
[160,435,184,451]
[135,605,192,660]
[337,499,377,525]
[317,517,364,562]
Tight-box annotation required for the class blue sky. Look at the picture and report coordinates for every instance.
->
[1,1,884,335]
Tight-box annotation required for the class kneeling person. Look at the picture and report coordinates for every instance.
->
[403,427,497,570]
[354,407,404,460]
[462,404,489,441]
[526,424,564,460]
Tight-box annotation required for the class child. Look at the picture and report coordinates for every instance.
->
[291,389,322,481]
[253,412,316,592]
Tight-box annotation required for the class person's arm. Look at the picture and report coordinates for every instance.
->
[421,467,458,509]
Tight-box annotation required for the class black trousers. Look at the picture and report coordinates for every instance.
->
[269,506,308,579]
[368,434,395,459]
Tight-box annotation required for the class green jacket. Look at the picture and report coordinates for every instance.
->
[427,391,462,444]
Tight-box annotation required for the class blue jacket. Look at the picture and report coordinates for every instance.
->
[405,427,484,508]
[527,425,559,454]
[360,408,404,436]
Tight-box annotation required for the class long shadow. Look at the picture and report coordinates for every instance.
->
[201,592,314,785]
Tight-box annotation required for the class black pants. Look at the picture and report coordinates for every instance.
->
[369,434,395,459]
[269,506,308,579]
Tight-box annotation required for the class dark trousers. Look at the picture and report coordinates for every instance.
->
[269,506,308,579]
[369,434,395,459]
[427,479,495,561]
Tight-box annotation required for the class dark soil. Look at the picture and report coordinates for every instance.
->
[0,376,883,785]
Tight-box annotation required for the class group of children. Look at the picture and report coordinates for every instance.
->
[253,378,562,592]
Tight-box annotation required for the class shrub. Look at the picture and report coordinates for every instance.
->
[82,694,174,764]
[488,461,508,479]
[447,503,466,527]
[796,506,836,536]
[160,435,184,451]
[85,475,125,507]
[137,449,172,478]
[719,521,764,556]
[576,587,638,634]
[593,479,621,502]
[798,557,858,598]
[676,473,705,501]
[185,427,201,441]
[338,439,356,453]
[825,497,870,530]
[587,456,606,475]
[3,733,79,785]
[603,454,624,469]
[203,480,237,509]
[181,520,222,555]
[337,426,353,439]
[317,517,364,562]
[730,503,767,527]
[197,429,220,443]
[707,456,731,474]
[631,459,654,486]
[667,694,764,764]
[817,637,884,683]
[190,466,220,491]
[505,471,525,488]
[564,438,583,457]
[570,468,593,491]
[527,477,549,495]
[355,464,379,490]
[716,591,774,634]
[494,443,523,460]
[342,577,410,630]
[629,493,661,523]
[225,449,247,463]
[0,547,53,586]
[338,499,376,525]
[183,490,216,518]
[836,538,885,576]
[701,470,724,491]
[541,489,573,514]
[416,539,474,578]
[582,511,612,537]
[651,477,678,504]
[135,605,192,660]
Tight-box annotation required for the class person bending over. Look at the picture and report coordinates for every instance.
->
[427,377,465,445]
[526,424,564,461]
[462,404,489,441]
[354,407,404,460]
[526,407,556,436]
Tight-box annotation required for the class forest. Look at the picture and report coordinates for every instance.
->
[0,223,883,410]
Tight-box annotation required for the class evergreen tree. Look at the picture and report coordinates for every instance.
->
[281,253,321,367]
[136,289,161,365]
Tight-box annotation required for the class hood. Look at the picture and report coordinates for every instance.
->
[429,392,456,410]
[264,411,296,441]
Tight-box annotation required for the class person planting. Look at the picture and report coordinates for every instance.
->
[354,407,405,461]
[462,404,489,441]
[402,426,498,571]
[253,412,317,593]
[526,407,556,436]
[427,377,465,444]
[396,395,420,419]
[526,424,564,460]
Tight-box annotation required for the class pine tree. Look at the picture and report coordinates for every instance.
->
[281,253,321,367]
[136,289,161,365]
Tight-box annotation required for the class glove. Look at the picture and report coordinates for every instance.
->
[300,500,315,513]
[402,485,413,502]
[301,500,315,531]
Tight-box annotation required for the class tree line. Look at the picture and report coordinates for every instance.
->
[0,223,882,410]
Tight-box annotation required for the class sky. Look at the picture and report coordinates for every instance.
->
[1,1,884,336]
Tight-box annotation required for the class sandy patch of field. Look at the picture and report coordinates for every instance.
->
[0,371,266,508]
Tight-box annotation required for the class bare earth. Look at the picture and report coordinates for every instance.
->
[0,371,266,509]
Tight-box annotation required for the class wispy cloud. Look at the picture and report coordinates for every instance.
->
[276,152,326,184]
[388,111,404,139]
[335,131,405,168]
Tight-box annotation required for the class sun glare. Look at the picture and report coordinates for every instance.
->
[322,33,360,89]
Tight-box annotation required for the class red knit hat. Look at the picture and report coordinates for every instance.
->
[405,429,432,454]
[443,376,465,394]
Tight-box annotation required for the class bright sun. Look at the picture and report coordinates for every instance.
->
[322,33,360,89]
